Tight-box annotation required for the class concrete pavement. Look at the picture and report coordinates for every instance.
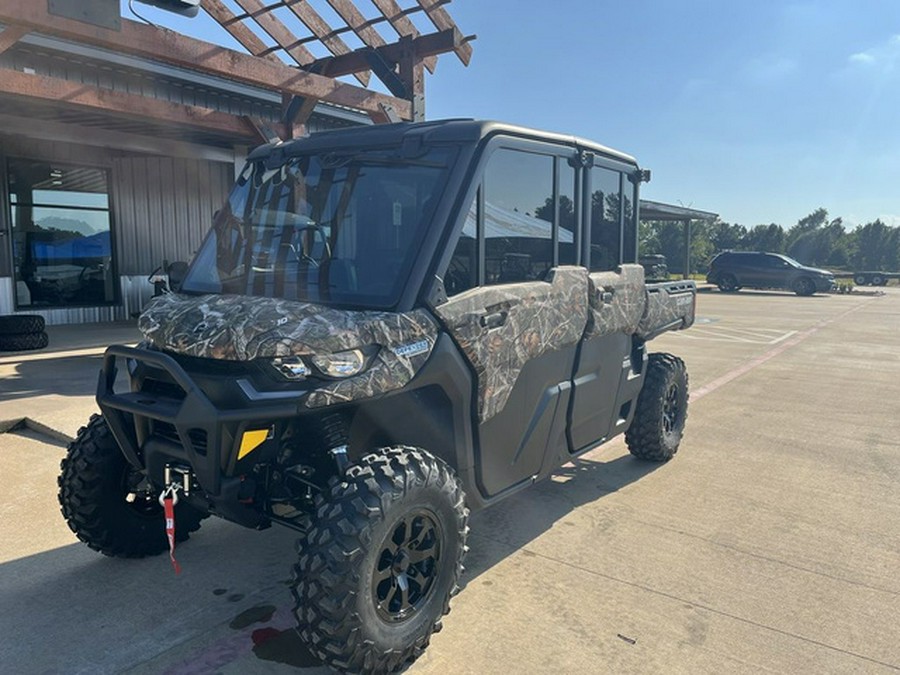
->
[1,288,898,673]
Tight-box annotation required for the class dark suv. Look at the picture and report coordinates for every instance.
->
[707,251,835,296]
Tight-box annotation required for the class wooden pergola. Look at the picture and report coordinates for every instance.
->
[0,0,473,144]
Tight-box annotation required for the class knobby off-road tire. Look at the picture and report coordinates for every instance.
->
[626,353,689,462]
[292,447,469,674]
[0,314,45,335]
[0,330,48,352]
[58,414,204,557]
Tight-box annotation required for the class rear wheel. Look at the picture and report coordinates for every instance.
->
[793,277,815,296]
[717,273,739,292]
[292,447,468,674]
[871,274,886,286]
[58,414,205,557]
[854,273,869,286]
[626,353,688,462]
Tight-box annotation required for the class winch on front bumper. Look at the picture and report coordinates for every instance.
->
[97,345,308,529]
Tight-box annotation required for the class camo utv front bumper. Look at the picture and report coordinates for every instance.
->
[97,345,302,528]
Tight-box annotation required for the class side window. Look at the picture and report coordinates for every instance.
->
[484,149,554,285]
[622,175,636,264]
[589,167,622,272]
[558,159,578,265]
[445,195,477,296]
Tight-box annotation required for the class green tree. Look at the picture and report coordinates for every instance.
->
[743,223,786,253]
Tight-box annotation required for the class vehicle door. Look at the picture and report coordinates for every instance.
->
[740,253,770,286]
[567,162,646,453]
[762,253,792,287]
[434,142,588,498]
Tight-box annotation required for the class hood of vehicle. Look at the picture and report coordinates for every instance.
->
[798,265,834,276]
[138,292,439,362]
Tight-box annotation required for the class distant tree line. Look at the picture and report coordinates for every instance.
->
[641,208,900,275]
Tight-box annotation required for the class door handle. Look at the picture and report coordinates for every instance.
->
[479,310,507,329]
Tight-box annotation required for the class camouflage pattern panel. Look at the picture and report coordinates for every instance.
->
[585,264,647,339]
[435,266,589,423]
[636,280,697,339]
[138,294,438,407]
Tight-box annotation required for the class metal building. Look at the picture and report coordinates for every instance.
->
[0,1,471,324]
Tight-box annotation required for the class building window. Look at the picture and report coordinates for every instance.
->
[8,160,116,308]
[484,148,554,285]
[589,167,622,272]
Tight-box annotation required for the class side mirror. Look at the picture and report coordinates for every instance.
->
[167,261,189,292]
[132,0,200,18]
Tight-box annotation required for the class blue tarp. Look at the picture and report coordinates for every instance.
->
[31,231,110,261]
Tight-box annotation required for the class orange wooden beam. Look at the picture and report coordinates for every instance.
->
[0,3,411,119]
[0,24,28,55]
[0,68,259,139]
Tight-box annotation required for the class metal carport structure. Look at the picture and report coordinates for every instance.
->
[639,199,718,279]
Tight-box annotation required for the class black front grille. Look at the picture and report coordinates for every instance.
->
[141,376,185,400]
[150,422,208,457]
[152,421,180,444]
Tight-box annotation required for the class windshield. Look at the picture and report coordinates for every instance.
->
[180,147,455,309]
[776,254,802,267]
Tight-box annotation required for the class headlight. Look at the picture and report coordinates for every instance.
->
[311,348,371,378]
[268,355,311,380]
[264,347,378,381]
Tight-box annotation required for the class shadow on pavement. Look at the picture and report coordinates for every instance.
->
[463,451,662,583]
[0,354,106,402]
[1,446,661,673]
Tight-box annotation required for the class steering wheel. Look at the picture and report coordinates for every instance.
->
[289,225,332,267]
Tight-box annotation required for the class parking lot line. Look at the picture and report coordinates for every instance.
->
[689,298,875,402]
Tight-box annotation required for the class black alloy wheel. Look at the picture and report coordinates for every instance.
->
[661,382,682,438]
[373,510,442,623]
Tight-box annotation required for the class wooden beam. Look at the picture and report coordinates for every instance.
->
[0,111,237,163]
[231,0,316,66]
[0,5,412,120]
[271,0,367,86]
[326,0,387,51]
[0,23,27,55]
[370,0,436,74]
[0,68,259,139]
[416,0,472,64]
[305,28,464,80]
[203,0,277,60]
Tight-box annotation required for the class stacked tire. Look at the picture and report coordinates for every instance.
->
[0,314,49,352]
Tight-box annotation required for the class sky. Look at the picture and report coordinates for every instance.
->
[123,1,900,229]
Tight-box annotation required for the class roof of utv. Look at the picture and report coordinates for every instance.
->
[247,119,638,167]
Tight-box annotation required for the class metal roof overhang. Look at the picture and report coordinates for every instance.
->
[639,199,718,222]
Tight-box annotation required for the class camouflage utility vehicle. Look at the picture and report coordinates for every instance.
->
[59,120,696,673]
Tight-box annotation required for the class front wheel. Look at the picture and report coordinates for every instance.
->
[717,273,740,292]
[58,414,205,557]
[626,353,689,461]
[292,447,469,674]
[793,277,815,296]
